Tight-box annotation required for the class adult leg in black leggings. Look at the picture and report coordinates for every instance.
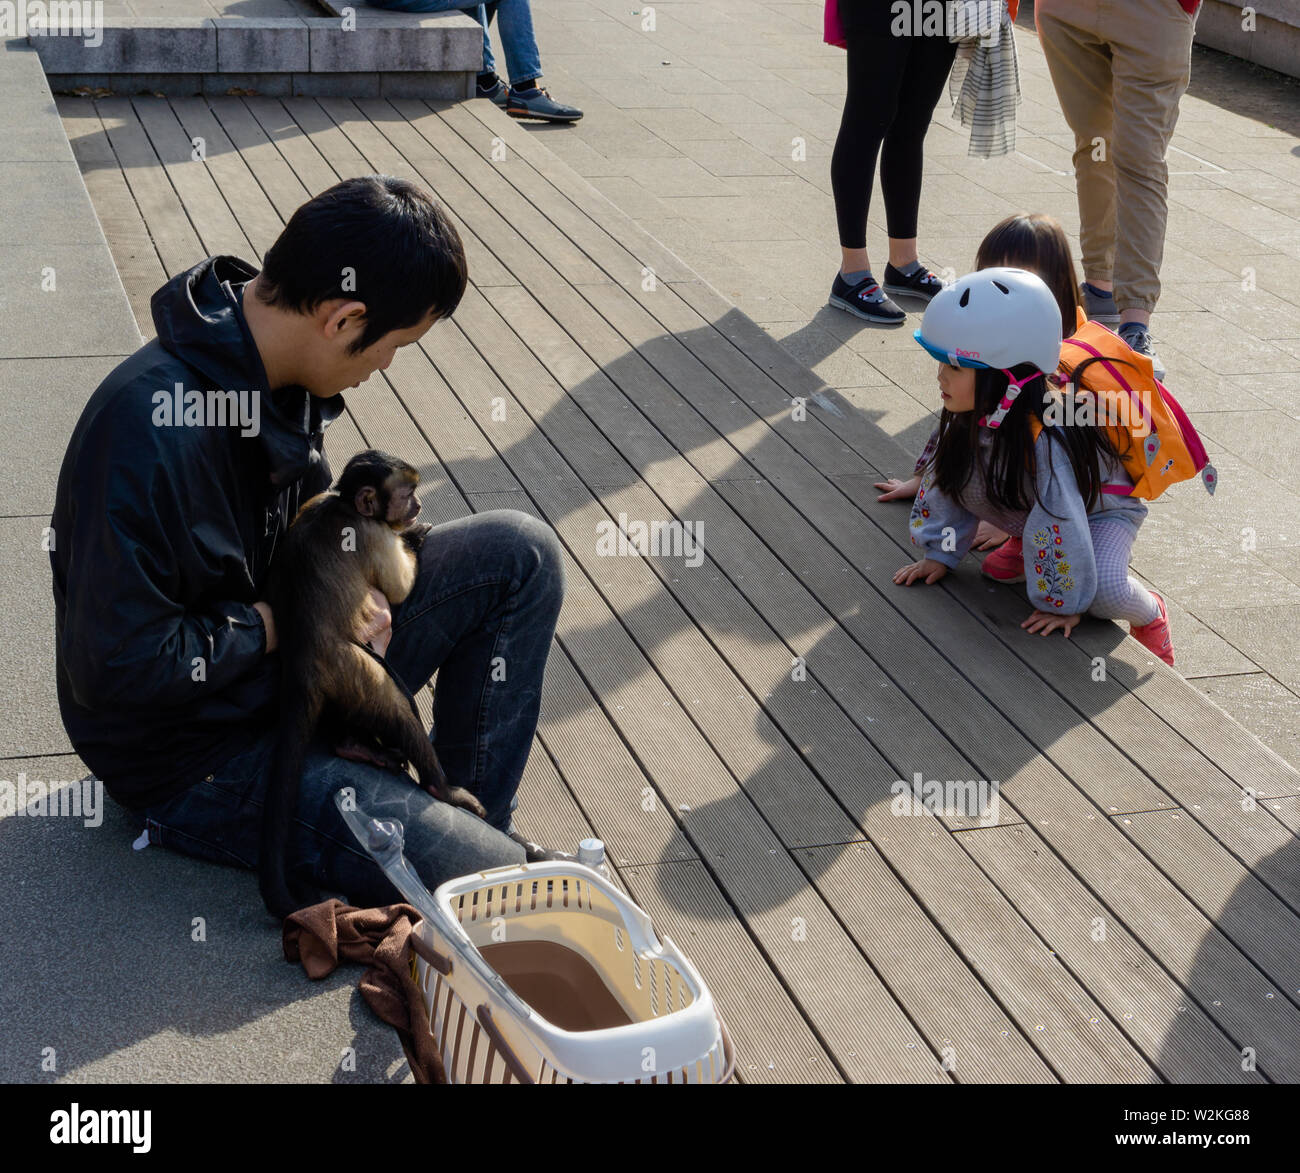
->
[830,10,958,310]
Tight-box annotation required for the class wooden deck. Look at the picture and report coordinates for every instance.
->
[59,92,1300,1084]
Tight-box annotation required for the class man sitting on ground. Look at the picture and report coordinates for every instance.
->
[49,175,569,908]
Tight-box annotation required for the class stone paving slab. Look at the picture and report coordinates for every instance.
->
[0,356,132,516]
[0,242,143,358]
[1,517,76,759]
[0,756,409,1084]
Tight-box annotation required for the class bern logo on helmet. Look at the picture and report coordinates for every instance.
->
[955,347,981,359]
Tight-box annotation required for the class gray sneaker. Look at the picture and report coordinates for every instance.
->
[477,78,509,110]
[506,85,583,123]
[1118,322,1166,381]
[1080,281,1120,325]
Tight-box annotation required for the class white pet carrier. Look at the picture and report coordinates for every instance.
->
[335,794,735,1084]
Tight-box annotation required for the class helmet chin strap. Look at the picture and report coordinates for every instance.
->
[978,369,1038,429]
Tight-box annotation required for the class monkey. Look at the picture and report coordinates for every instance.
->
[259,449,487,919]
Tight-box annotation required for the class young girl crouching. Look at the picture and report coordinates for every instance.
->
[892,267,1174,665]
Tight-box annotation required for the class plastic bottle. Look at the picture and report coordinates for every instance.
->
[577,837,616,886]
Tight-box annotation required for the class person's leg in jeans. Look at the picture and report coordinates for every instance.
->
[141,732,528,909]
[384,508,566,835]
[1036,1,1118,299]
[392,0,578,118]
[141,507,565,906]
[488,0,542,86]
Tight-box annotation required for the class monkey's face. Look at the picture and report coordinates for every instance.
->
[386,478,422,530]
[354,474,421,530]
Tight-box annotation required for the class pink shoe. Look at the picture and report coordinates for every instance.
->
[1131,591,1175,666]
[980,536,1024,583]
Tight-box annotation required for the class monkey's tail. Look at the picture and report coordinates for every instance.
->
[259,677,325,921]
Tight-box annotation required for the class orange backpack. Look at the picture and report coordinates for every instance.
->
[1032,318,1217,501]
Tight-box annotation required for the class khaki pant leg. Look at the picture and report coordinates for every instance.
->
[1104,0,1196,313]
[1035,0,1117,285]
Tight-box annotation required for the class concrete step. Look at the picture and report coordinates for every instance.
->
[26,9,482,97]
[1196,0,1300,79]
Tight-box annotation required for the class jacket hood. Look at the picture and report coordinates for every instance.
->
[150,254,344,487]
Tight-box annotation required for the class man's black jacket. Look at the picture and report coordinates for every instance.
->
[49,256,345,811]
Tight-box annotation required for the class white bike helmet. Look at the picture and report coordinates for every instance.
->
[914,267,1063,375]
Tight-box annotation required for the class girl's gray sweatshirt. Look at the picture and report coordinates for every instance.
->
[908,427,1148,613]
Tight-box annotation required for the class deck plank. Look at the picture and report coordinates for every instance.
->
[957,823,1265,1083]
[167,98,285,260]
[128,97,255,262]
[205,98,313,220]
[92,97,205,281]
[57,99,166,337]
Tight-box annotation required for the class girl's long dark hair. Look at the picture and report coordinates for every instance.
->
[975,212,1081,337]
[931,363,1123,515]
[928,210,1123,517]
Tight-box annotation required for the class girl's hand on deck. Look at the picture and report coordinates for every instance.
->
[893,558,948,586]
[1021,609,1082,638]
[874,475,921,502]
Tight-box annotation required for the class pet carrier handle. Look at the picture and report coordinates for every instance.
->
[408,930,453,977]
[332,792,538,1023]
[331,792,442,924]
[469,859,662,956]
[476,1005,536,1084]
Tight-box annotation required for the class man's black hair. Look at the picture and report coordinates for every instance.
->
[255,175,467,354]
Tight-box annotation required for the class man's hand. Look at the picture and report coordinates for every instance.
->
[1021,609,1082,638]
[253,600,277,653]
[874,475,921,502]
[356,587,394,657]
[893,558,949,586]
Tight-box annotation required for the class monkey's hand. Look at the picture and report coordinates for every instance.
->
[418,778,487,821]
[356,587,394,657]
[402,522,435,553]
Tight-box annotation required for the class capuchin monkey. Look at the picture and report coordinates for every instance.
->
[259,449,487,919]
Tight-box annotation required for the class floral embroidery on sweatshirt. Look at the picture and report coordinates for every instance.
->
[1030,524,1075,609]
[910,475,932,540]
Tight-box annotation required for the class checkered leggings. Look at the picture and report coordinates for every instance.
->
[1088,518,1161,626]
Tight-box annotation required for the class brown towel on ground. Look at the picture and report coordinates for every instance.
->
[283,899,448,1084]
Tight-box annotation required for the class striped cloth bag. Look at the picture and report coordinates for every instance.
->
[948,1,1021,158]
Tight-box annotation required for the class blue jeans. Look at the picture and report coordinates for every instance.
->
[141,509,566,907]
[369,0,542,85]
